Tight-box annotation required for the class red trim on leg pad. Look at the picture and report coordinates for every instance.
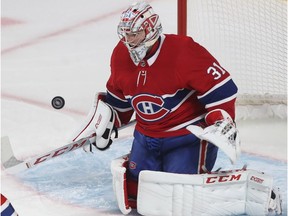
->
[127,178,138,199]
[127,178,138,209]
[123,160,138,209]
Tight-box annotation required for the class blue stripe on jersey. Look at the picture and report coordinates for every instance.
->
[2,203,16,216]
[161,88,193,111]
[198,79,238,106]
[106,91,132,111]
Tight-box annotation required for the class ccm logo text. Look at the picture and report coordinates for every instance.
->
[205,174,242,184]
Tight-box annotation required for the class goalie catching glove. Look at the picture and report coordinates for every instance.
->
[187,109,240,164]
[91,100,118,151]
[71,93,119,151]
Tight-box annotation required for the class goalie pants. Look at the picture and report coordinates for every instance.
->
[128,130,218,181]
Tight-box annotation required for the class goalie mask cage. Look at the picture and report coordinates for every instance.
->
[178,0,287,119]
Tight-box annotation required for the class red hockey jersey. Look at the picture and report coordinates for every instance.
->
[106,34,238,137]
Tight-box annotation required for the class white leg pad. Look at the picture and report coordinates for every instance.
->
[111,155,132,215]
[137,169,273,216]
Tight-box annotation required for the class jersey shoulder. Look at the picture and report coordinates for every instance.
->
[163,34,198,47]
[111,41,132,67]
[163,34,210,57]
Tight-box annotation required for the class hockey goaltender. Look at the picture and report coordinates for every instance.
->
[72,2,282,215]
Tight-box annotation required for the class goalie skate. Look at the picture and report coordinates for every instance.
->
[268,187,282,215]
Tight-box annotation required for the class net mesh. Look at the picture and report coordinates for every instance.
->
[187,0,287,109]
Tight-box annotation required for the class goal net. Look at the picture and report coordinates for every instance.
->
[184,0,287,119]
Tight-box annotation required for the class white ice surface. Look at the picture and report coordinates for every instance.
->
[1,0,287,215]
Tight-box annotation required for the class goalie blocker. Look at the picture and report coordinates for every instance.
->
[111,155,282,216]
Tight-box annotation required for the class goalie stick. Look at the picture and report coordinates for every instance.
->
[1,120,136,174]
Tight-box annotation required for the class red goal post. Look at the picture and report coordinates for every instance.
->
[177,0,187,36]
[177,0,287,119]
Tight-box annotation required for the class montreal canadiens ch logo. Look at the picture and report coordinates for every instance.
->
[131,94,170,121]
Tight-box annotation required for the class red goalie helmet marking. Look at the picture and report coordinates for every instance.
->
[141,14,159,35]
[131,94,170,122]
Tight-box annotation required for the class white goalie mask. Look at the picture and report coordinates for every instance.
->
[117,2,163,65]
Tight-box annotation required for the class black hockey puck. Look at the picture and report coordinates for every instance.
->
[51,96,65,109]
